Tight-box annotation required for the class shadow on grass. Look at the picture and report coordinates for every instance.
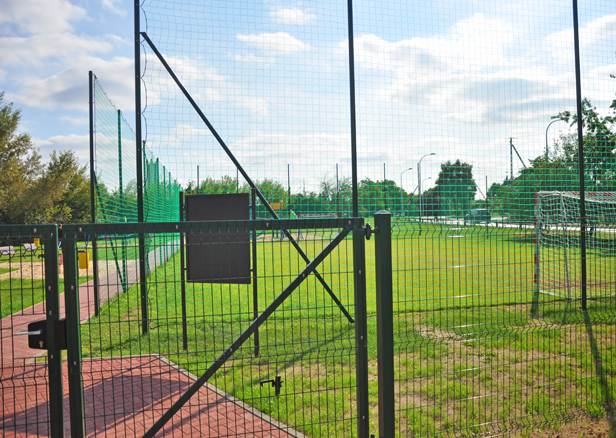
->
[582,308,616,436]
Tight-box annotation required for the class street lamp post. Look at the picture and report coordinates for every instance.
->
[546,119,566,158]
[400,167,413,216]
[420,176,432,220]
[418,153,436,226]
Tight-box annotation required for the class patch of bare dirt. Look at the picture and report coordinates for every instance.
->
[531,417,615,437]
[0,261,115,281]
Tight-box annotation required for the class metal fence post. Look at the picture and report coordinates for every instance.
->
[179,191,188,350]
[374,210,395,437]
[89,71,100,317]
[353,225,369,437]
[63,234,85,437]
[43,225,64,436]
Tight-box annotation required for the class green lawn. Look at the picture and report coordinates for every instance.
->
[1,275,93,318]
[0,267,18,275]
[78,223,616,437]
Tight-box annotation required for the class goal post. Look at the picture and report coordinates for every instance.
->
[535,191,616,300]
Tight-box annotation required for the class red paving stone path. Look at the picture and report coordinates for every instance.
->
[2,356,300,437]
[1,247,303,437]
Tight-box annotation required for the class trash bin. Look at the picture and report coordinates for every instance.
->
[33,238,40,247]
[78,251,90,269]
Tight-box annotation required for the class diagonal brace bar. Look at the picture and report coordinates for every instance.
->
[142,226,351,438]
[140,32,353,323]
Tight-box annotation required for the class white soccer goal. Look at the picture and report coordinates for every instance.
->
[535,191,616,299]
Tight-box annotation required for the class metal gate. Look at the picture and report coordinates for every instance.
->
[53,217,369,437]
[0,225,64,437]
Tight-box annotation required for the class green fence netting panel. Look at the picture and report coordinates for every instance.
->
[133,0,616,436]
[92,75,180,224]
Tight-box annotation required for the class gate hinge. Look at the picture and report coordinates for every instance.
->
[16,318,67,350]
[260,375,283,395]
[364,223,379,240]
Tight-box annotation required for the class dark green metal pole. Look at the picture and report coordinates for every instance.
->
[89,71,100,317]
[347,0,358,217]
[63,233,85,437]
[252,188,259,357]
[179,191,188,350]
[374,211,395,437]
[43,225,64,437]
[118,109,128,293]
[135,0,148,333]
[572,0,588,309]
[353,225,369,437]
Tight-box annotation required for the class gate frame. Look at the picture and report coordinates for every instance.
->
[0,224,65,436]
[61,217,369,437]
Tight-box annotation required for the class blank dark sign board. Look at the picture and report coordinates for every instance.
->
[185,193,250,284]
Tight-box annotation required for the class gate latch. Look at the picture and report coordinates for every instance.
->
[16,318,67,350]
[260,375,283,395]
[364,223,379,240]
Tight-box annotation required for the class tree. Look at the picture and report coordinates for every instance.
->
[434,160,476,216]
[26,150,90,224]
[0,93,43,224]
[554,97,616,191]
[318,175,352,216]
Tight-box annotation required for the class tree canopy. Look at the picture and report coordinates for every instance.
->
[0,93,90,224]
[489,76,616,221]
[434,160,476,216]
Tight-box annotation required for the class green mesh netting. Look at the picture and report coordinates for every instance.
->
[93,75,180,223]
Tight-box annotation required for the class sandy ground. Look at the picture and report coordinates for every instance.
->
[0,260,115,281]
[535,416,615,437]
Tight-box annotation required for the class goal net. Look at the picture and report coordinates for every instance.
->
[535,191,616,299]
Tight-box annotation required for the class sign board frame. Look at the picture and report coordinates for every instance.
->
[184,193,251,284]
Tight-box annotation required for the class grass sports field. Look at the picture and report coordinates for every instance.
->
[79,221,616,436]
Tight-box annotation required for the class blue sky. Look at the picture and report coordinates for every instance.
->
[2,0,615,193]
[1,0,135,163]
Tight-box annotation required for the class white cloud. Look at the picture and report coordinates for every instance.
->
[143,54,270,118]
[234,53,274,64]
[240,97,269,117]
[101,0,127,17]
[9,56,134,111]
[269,8,316,25]
[0,68,6,82]
[35,134,90,162]
[0,0,86,35]
[349,14,514,75]
[0,33,113,66]
[237,32,310,55]
[547,14,616,63]
[60,115,89,125]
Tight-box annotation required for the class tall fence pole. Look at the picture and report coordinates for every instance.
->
[374,210,395,437]
[347,0,358,217]
[252,188,260,357]
[179,191,188,350]
[89,71,100,316]
[572,0,587,309]
[43,226,64,436]
[135,0,148,333]
[63,233,85,437]
[353,224,369,437]
[118,110,128,293]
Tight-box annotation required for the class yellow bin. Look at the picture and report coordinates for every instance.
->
[78,251,90,269]
[33,238,40,247]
